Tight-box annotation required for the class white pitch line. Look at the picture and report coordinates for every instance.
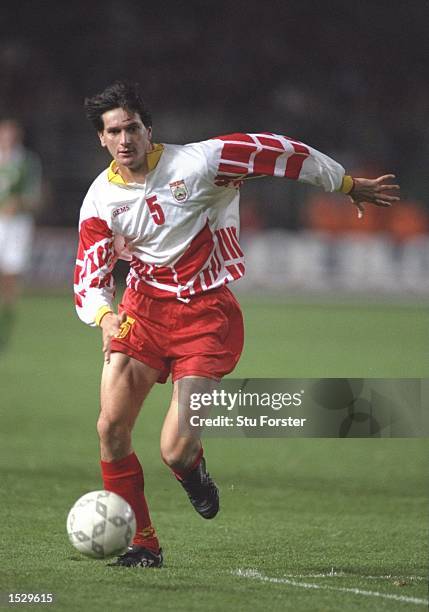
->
[281,572,426,582]
[234,569,428,607]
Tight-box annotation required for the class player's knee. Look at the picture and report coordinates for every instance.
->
[96,415,130,444]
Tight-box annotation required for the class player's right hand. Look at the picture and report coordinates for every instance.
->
[100,311,127,364]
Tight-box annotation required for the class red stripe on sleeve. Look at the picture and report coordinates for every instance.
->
[215,133,255,143]
[74,217,115,301]
[285,142,310,179]
[221,142,257,165]
[253,148,285,176]
[218,163,248,175]
[256,135,285,148]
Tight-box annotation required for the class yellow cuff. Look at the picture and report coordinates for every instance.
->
[340,175,354,194]
[95,306,113,327]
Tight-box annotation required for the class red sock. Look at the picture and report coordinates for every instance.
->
[170,446,204,481]
[100,452,160,552]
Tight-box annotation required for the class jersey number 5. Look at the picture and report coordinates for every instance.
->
[145,195,165,225]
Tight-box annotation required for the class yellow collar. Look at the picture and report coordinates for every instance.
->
[107,143,164,185]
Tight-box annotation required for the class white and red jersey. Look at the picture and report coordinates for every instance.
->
[74,132,346,325]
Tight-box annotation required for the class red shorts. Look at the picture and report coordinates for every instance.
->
[110,285,244,383]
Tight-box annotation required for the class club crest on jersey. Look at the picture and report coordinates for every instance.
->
[169,179,189,203]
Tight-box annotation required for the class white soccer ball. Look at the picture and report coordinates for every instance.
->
[66,490,136,558]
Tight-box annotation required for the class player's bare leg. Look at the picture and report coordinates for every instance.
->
[160,378,205,470]
[98,352,159,460]
[160,376,220,519]
[99,352,163,567]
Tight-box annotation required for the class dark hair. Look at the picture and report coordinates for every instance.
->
[84,81,152,132]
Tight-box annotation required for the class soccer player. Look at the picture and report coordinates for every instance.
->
[75,81,399,568]
[0,119,42,352]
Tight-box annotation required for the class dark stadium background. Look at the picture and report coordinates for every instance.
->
[0,0,428,228]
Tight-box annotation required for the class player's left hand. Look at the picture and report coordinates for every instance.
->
[349,174,400,219]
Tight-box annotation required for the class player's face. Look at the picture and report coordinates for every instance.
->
[98,108,152,172]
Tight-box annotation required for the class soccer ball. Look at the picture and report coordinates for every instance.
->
[66,490,136,558]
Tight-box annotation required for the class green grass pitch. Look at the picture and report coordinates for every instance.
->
[0,295,427,611]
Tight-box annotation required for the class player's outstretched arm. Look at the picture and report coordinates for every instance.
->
[349,174,400,219]
[99,311,127,364]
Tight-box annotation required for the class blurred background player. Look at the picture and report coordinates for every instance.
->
[0,119,42,351]
[75,81,399,569]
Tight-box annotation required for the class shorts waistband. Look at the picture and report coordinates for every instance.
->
[126,280,229,302]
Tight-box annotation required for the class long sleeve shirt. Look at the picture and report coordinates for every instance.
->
[74,132,348,325]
